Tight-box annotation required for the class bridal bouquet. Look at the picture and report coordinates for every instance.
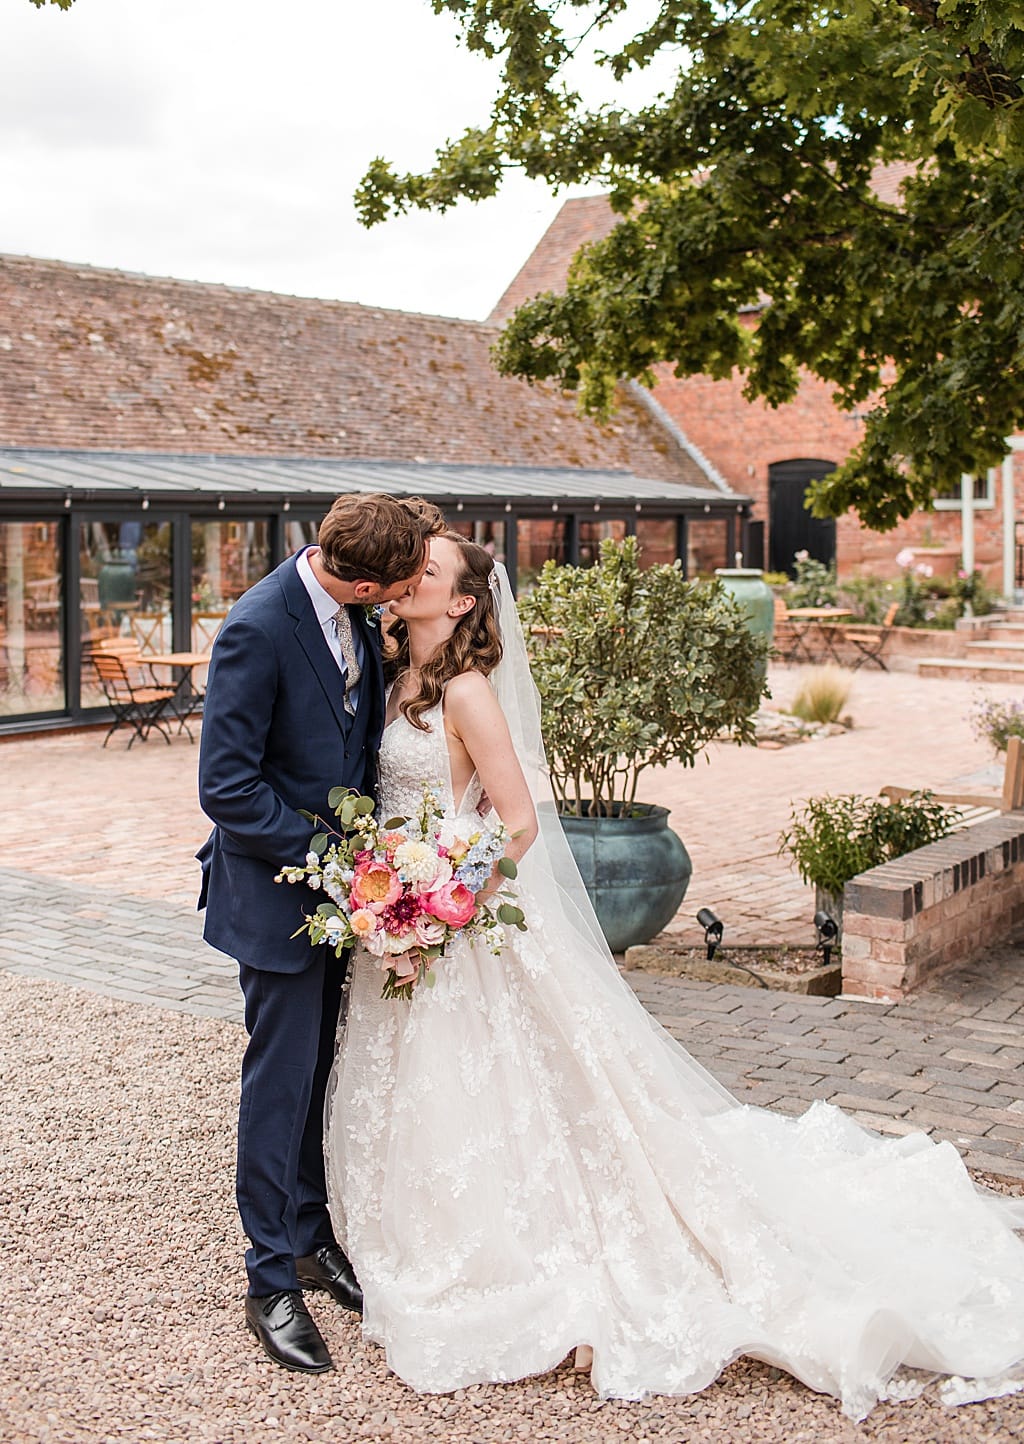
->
[276,784,526,1000]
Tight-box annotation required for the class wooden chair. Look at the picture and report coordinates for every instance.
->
[771,597,800,664]
[880,735,1024,828]
[842,602,899,671]
[131,611,169,654]
[191,610,229,651]
[87,646,180,748]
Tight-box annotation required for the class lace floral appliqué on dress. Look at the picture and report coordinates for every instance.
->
[324,699,1024,1421]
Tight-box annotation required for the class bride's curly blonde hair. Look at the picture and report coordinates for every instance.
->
[384,533,502,731]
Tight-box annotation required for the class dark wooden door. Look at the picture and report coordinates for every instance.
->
[768,460,837,575]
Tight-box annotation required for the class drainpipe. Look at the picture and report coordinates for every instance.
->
[1003,450,1016,602]
[960,473,975,601]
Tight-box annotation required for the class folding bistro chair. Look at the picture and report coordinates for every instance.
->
[843,602,899,671]
[88,647,180,748]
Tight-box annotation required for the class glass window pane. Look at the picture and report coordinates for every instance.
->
[285,519,320,555]
[80,520,172,700]
[517,518,568,592]
[636,518,677,568]
[578,518,626,567]
[191,520,271,649]
[1,521,65,716]
[446,519,506,563]
[686,518,728,577]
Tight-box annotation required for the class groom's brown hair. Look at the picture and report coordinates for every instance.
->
[318,493,444,584]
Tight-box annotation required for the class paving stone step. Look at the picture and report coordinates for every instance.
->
[918,657,1024,682]
[964,641,1024,661]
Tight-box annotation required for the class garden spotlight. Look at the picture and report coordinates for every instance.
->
[696,907,724,961]
[814,910,839,968]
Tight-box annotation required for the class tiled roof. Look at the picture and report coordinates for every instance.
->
[0,253,721,492]
[488,162,920,322]
[489,195,622,323]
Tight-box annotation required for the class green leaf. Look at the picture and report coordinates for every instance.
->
[354,795,376,815]
[424,969,437,988]
[298,808,316,822]
[309,833,328,856]
[383,816,409,831]
[315,902,340,918]
[497,857,518,878]
[328,786,350,810]
[497,903,523,925]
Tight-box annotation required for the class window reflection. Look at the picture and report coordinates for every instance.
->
[578,518,627,568]
[446,519,506,563]
[191,520,270,650]
[0,521,65,716]
[635,518,677,568]
[79,521,172,700]
[686,518,729,577]
[517,518,568,592]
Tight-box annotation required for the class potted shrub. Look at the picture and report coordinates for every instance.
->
[778,792,958,931]
[518,537,768,950]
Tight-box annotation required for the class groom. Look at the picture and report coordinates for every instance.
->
[197,492,444,1374]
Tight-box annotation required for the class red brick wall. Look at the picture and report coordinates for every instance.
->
[650,340,1022,585]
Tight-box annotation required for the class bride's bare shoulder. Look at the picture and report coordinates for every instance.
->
[444,669,500,717]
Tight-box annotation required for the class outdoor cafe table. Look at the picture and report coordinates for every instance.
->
[783,607,852,664]
[145,651,211,735]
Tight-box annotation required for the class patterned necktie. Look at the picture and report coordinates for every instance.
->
[332,605,362,715]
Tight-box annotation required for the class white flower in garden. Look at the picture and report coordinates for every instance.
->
[896,547,915,569]
[393,839,443,885]
[915,562,933,578]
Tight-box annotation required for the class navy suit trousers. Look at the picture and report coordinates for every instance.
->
[236,949,346,1296]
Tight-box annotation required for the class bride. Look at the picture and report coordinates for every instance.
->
[324,532,1024,1421]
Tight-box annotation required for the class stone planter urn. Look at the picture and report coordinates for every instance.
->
[715,567,775,687]
[907,546,960,579]
[560,803,692,954]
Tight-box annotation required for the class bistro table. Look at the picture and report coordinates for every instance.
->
[782,607,852,664]
[145,651,211,738]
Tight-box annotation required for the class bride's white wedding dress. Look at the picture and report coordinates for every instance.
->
[325,696,1024,1421]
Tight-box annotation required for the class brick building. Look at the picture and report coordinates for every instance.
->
[0,253,748,730]
[491,182,1023,586]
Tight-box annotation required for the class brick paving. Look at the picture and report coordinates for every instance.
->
[1,664,1022,1182]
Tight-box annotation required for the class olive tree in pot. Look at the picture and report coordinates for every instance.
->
[518,537,769,951]
[778,792,958,934]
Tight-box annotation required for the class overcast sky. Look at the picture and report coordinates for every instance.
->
[3,0,670,321]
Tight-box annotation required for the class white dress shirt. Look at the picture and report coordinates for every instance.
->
[295,546,364,709]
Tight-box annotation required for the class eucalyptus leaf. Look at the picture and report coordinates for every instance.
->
[309,833,328,856]
[497,857,518,879]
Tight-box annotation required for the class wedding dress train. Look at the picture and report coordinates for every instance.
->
[325,698,1024,1421]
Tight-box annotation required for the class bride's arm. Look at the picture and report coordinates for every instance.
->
[443,671,538,865]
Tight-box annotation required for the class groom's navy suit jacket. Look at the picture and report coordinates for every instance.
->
[197,552,385,972]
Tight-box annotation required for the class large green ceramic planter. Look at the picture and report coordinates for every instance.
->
[559,803,692,953]
[715,567,774,685]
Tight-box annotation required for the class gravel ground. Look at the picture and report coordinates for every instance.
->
[3,972,1022,1444]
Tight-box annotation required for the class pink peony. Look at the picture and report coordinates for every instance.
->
[350,859,402,914]
[422,880,476,928]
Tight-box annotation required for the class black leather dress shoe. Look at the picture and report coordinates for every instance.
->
[244,1290,334,1373]
[295,1244,364,1314]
